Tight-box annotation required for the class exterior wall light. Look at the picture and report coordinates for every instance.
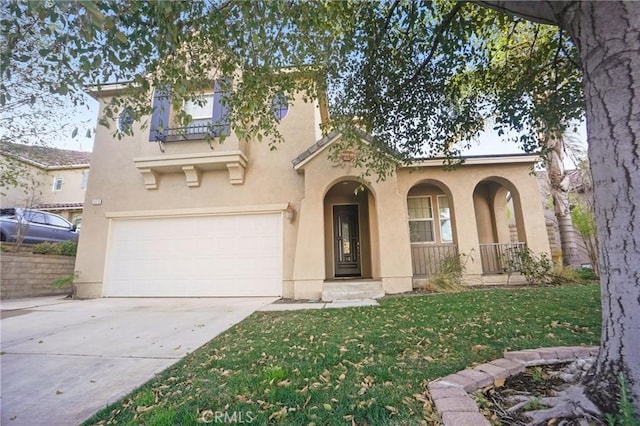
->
[285,203,296,223]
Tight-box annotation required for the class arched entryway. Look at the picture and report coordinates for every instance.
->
[324,180,377,279]
[406,180,457,278]
[473,178,527,274]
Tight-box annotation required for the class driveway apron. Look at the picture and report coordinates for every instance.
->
[0,296,276,425]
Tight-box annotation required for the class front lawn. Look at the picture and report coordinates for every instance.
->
[86,284,601,425]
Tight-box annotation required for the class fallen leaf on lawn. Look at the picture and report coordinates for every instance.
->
[277,379,291,387]
[385,405,399,416]
[136,405,154,413]
[323,403,332,411]
[268,407,288,421]
[472,344,489,351]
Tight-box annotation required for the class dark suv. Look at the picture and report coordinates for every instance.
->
[0,208,79,244]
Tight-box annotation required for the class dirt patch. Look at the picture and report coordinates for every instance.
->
[475,360,606,425]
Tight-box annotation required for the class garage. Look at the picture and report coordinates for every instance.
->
[103,213,283,297]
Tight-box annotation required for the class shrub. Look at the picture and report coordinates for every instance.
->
[32,241,77,256]
[427,253,468,293]
[510,247,553,285]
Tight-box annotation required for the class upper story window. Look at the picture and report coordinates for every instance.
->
[52,177,63,192]
[272,94,289,121]
[149,80,230,142]
[184,94,215,124]
[118,106,134,132]
[81,171,89,190]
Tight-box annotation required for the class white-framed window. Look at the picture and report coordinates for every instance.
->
[438,195,453,242]
[407,196,435,242]
[81,171,89,190]
[184,94,215,121]
[52,177,63,192]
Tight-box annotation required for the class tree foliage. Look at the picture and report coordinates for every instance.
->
[1,1,583,171]
[3,0,639,414]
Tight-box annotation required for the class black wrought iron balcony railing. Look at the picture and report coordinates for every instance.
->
[151,119,230,142]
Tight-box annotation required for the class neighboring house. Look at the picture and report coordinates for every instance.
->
[0,142,91,226]
[537,169,593,267]
[74,82,550,299]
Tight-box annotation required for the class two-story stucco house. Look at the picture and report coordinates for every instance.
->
[0,142,91,225]
[74,81,550,300]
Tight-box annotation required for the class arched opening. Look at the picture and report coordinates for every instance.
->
[406,181,457,277]
[324,180,377,279]
[473,178,527,274]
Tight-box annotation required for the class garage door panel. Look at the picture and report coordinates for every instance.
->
[104,213,282,297]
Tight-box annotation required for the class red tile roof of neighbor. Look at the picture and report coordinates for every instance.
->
[0,142,91,168]
[33,202,84,210]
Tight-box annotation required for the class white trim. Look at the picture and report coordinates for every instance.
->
[105,203,290,219]
[406,155,538,168]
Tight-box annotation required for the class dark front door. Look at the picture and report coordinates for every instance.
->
[333,205,361,277]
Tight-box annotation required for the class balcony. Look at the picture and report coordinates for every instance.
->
[152,119,230,143]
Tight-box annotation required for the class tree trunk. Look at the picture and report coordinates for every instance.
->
[564,2,640,414]
[479,0,640,414]
[544,130,581,267]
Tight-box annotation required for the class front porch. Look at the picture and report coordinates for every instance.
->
[410,242,528,286]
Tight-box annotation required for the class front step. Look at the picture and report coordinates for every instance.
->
[322,280,385,302]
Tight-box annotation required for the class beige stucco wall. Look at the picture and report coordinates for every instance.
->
[74,92,316,298]
[0,159,45,208]
[75,86,550,299]
[397,161,551,281]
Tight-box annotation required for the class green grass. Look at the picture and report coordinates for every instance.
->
[85,284,601,425]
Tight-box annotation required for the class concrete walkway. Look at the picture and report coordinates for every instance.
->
[0,296,277,426]
[258,298,379,311]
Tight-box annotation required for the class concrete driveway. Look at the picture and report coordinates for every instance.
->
[0,296,277,425]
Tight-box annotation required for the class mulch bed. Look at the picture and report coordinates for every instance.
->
[475,362,606,426]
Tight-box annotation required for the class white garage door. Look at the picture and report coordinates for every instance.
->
[103,213,282,297]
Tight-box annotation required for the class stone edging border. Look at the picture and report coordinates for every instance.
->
[427,346,599,426]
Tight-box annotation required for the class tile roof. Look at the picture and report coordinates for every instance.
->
[291,130,341,167]
[0,142,91,168]
[33,202,84,210]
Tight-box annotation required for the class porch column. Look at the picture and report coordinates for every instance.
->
[374,178,413,293]
[516,175,551,257]
[449,181,484,281]
[291,193,326,299]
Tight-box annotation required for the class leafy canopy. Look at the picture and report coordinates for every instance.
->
[1,0,583,176]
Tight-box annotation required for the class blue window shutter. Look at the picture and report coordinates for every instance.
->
[149,85,171,141]
[211,79,230,136]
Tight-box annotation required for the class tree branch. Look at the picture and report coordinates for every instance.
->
[474,1,562,26]
[402,2,464,87]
